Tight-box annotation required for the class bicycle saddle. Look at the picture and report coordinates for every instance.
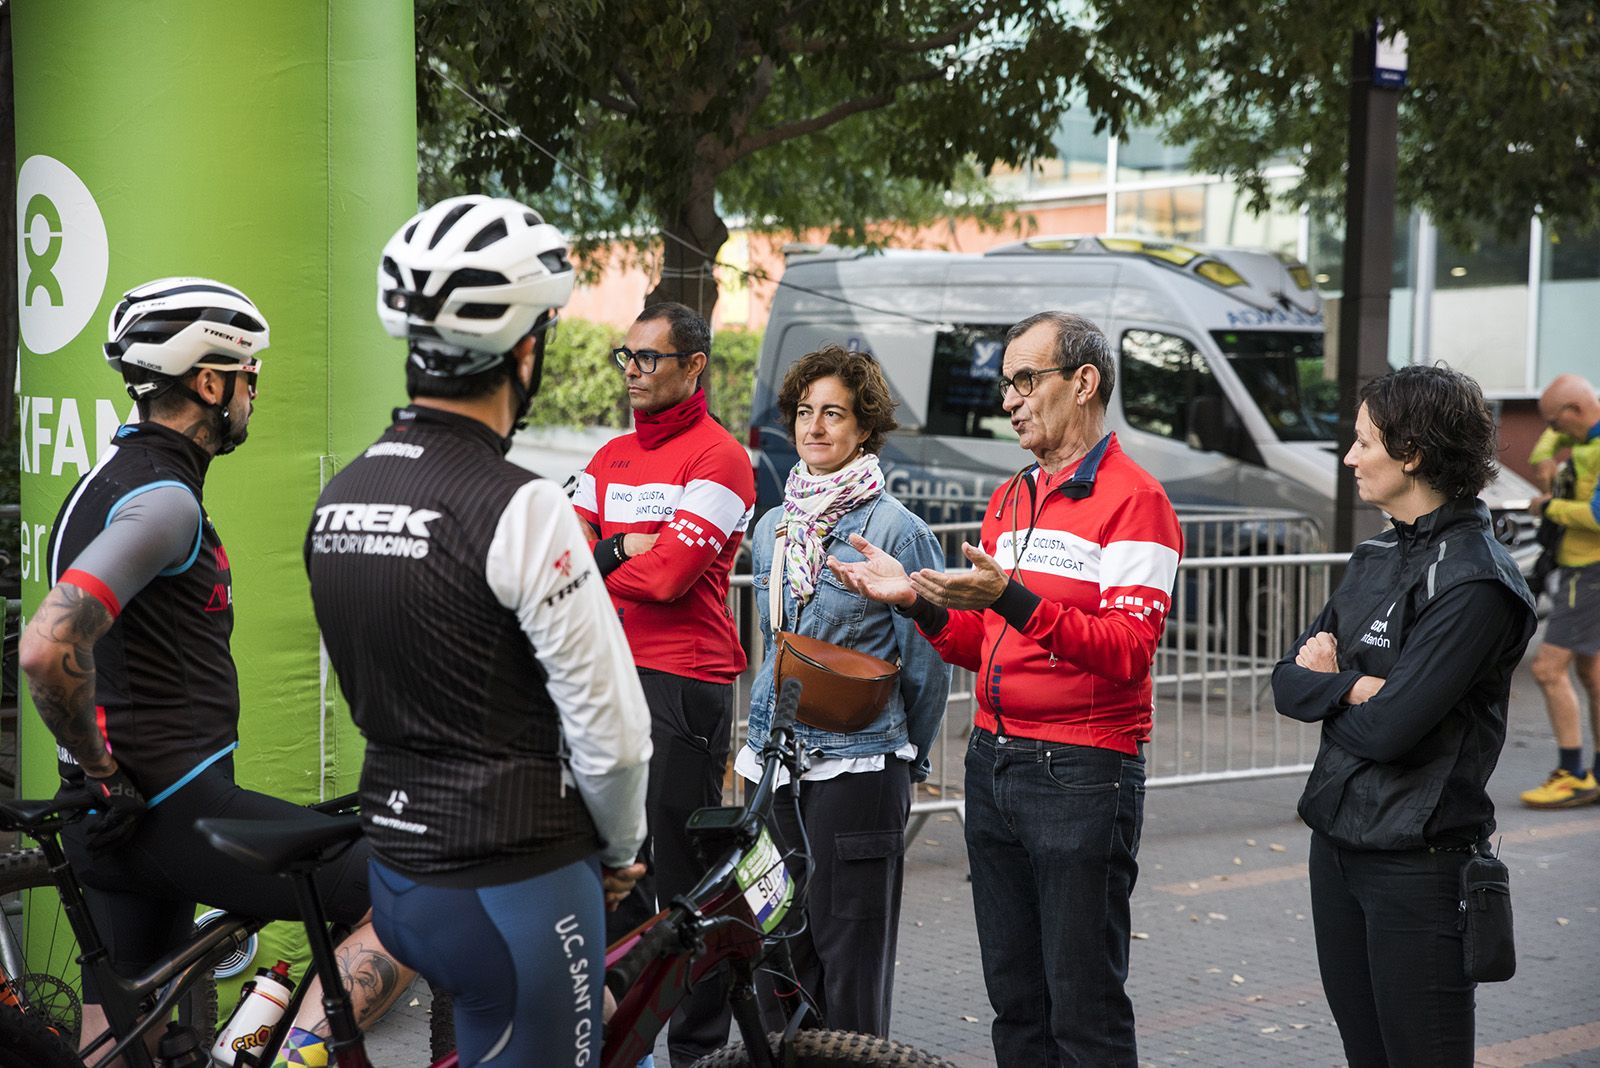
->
[196,814,364,873]
[0,792,95,833]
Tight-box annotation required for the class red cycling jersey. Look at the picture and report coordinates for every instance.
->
[574,398,755,683]
[920,434,1182,754]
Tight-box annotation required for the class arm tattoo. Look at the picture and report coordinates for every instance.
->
[24,585,115,776]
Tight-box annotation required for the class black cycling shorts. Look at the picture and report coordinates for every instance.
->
[61,758,371,1000]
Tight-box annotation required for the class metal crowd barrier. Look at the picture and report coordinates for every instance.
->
[722,522,1346,843]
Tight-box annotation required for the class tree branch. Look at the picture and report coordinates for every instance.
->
[729,65,945,162]
[594,91,638,115]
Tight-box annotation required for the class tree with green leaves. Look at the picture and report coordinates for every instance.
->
[416,0,1145,319]
[417,0,1600,324]
[1095,1,1600,245]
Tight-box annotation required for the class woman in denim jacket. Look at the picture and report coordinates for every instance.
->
[741,345,951,1037]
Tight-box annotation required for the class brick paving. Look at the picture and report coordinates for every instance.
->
[368,647,1600,1067]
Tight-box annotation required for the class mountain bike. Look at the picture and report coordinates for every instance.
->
[191,679,953,1067]
[0,792,438,1068]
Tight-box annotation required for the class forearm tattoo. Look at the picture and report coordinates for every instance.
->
[25,585,114,776]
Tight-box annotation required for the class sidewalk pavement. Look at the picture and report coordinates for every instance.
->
[367,646,1600,1067]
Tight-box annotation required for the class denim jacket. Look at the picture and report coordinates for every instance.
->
[747,492,952,781]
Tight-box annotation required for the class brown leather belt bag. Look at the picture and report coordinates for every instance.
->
[769,542,898,734]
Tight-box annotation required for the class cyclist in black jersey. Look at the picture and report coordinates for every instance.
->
[19,277,413,1068]
[305,196,653,1068]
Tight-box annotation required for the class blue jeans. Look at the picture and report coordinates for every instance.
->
[964,728,1145,1067]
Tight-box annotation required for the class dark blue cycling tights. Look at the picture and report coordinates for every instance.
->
[368,855,605,1067]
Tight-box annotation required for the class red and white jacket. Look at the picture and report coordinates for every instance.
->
[574,407,755,683]
[917,434,1181,754]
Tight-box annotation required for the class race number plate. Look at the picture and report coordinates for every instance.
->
[734,826,794,933]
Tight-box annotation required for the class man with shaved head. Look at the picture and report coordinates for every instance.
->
[1521,373,1600,808]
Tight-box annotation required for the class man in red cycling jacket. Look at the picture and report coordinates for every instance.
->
[572,301,755,1067]
[833,311,1181,1067]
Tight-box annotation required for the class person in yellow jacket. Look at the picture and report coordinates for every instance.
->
[1522,373,1600,808]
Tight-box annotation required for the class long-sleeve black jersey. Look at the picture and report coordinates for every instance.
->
[306,406,651,885]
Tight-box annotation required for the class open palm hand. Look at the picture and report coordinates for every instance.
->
[828,533,915,606]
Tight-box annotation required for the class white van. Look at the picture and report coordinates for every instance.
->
[750,234,1537,553]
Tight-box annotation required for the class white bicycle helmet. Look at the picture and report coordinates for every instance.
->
[378,194,575,377]
[104,277,269,386]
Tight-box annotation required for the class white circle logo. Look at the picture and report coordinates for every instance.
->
[16,154,109,355]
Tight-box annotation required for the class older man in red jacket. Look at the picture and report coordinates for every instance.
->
[833,311,1181,1068]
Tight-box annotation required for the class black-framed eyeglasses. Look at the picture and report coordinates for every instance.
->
[612,346,697,374]
[996,364,1076,400]
[194,357,262,399]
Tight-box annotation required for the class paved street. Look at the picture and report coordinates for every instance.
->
[369,639,1600,1067]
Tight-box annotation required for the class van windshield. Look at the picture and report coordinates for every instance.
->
[1210,330,1336,442]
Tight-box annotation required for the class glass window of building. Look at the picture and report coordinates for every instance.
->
[1116,127,1193,182]
[1537,225,1600,386]
[1431,222,1530,392]
[1115,184,1206,241]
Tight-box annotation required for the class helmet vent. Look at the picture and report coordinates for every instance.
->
[537,250,570,275]
[403,219,420,242]
[465,219,508,251]
[427,203,476,249]
[457,303,505,320]
[381,257,402,282]
[523,211,544,227]
[410,269,432,292]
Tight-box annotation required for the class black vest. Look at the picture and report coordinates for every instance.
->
[306,406,600,884]
[1298,499,1537,849]
[48,423,238,798]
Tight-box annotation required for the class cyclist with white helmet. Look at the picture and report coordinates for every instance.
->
[18,278,413,1067]
[304,195,652,1068]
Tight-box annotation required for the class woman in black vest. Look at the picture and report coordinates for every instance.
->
[1272,365,1536,1067]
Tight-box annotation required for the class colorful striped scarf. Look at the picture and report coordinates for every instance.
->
[777,452,886,612]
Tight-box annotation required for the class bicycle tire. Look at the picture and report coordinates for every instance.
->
[0,1001,84,1068]
[0,848,218,1045]
[688,1030,960,1068]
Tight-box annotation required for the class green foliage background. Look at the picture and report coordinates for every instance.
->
[534,317,761,433]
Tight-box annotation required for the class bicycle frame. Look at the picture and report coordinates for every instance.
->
[601,679,811,1068]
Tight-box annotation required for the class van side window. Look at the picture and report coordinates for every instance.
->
[1120,330,1216,440]
[1120,329,1260,464]
[925,325,1019,441]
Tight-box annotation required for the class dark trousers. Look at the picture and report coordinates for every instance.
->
[763,760,911,1036]
[607,669,734,1068]
[1309,832,1476,1067]
[964,729,1144,1068]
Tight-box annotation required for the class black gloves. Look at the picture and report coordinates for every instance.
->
[83,766,147,852]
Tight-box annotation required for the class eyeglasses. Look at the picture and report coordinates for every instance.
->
[996,364,1077,400]
[612,346,697,374]
[194,357,262,399]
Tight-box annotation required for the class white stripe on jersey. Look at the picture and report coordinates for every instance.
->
[679,479,753,536]
[572,471,598,514]
[993,526,1100,583]
[1100,539,1180,597]
[603,482,683,525]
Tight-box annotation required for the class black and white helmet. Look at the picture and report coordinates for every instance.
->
[378,195,575,376]
[104,277,269,392]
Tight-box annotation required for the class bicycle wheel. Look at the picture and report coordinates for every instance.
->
[688,1030,960,1067]
[0,1002,84,1068]
[0,848,217,1046]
